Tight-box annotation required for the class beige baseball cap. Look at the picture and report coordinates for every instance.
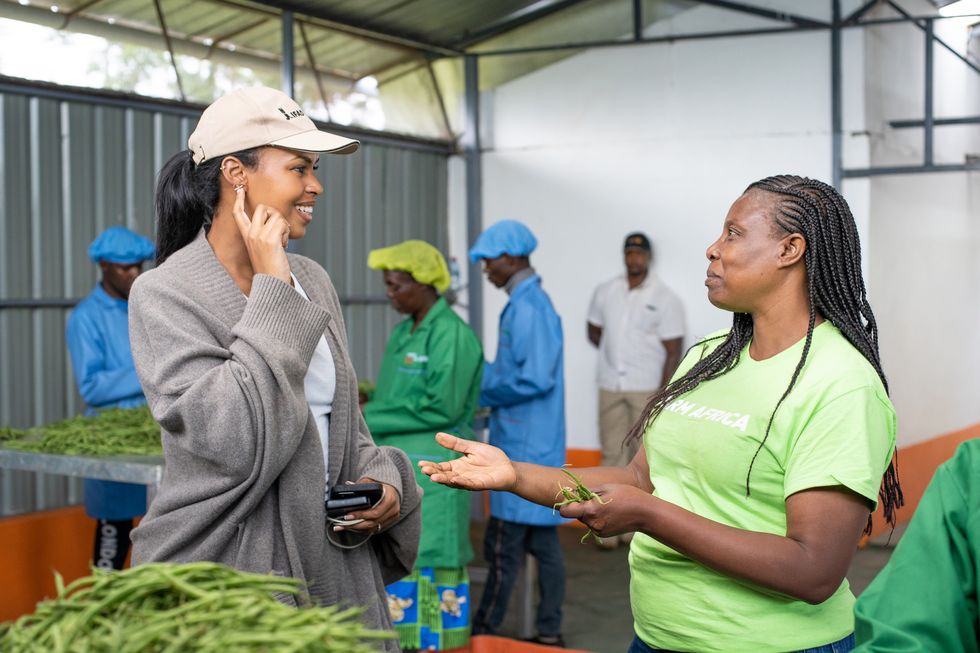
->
[188,86,359,165]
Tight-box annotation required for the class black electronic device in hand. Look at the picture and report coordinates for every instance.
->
[325,482,384,518]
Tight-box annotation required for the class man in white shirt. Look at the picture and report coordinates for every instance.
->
[587,232,686,474]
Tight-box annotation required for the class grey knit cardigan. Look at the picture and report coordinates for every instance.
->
[128,230,421,648]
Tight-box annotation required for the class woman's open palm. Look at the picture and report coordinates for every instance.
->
[418,432,517,492]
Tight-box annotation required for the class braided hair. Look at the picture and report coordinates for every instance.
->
[625,174,903,533]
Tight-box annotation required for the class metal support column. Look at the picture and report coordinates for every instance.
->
[464,54,483,341]
[282,10,296,252]
[633,0,643,41]
[831,0,843,189]
[281,10,295,97]
[924,18,934,166]
[152,0,185,102]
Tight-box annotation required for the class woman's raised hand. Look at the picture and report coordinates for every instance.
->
[418,432,518,492]
[232,186,292,286]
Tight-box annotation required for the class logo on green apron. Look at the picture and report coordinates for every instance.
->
[403,352,429,365]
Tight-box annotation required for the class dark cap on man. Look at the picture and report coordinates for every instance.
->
[624,232,651,252]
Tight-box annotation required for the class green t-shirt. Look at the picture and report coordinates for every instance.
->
[630,322,896,652]
[854,440,980,652]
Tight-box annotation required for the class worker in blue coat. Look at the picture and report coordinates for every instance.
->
[468,219,567,648]
[66,226,154,570]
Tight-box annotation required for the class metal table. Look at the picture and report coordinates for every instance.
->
[0,447,163,508]
[0,439,539,635]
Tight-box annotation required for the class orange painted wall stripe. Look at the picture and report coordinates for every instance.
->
[479,449,602,523]
[561,450,604,529]
[0,506,94,622]
[565,448,602,470]
[866,423,980,539]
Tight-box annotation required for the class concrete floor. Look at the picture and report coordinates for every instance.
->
[467,522,901,653]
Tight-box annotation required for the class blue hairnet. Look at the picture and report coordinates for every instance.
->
[88,227,155,264]
[468,220,538,264]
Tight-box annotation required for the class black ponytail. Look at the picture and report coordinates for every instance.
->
[154,148,260,265]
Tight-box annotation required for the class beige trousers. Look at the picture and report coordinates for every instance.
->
[598,388,652,467]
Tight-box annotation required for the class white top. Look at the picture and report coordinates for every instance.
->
[292,275,336,495]
[587,272,686,392]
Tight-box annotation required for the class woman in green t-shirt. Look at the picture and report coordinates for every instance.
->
[418,175,902,653]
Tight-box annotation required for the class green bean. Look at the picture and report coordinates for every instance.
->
[1,562,391,652]
[159,626,203,653]
[0,426,28,442]
[2,406,163,456]
[553,466,610,544]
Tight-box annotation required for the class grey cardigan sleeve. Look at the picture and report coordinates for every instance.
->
[129,273,329,489]
[313,271,423,579]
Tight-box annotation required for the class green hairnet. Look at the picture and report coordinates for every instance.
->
[367,240,451,292]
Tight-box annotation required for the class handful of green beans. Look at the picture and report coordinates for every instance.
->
[0,562,392,652]
[553,467,610,544]
[2,406,162,456]
[357,380,376,401]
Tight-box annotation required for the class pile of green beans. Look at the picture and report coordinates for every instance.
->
[0,562,392,652]
[554,467,610,544]
[2,407,162,456]
[0,427,28,442]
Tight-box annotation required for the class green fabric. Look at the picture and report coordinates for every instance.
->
[630,322,896,653]
[387,567,471,651]
[854,440,980,652]
[364,298,483,568]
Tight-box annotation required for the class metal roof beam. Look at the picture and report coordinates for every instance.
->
[884,0,980,75]
[0,1,355,85]
[152,0,186,102]
[371,57,426,87]
[843,163,980,177]
[843,0,879,25]
[890,115,980,127]
[58,0,107,23]
[241,0,462,56]
[0,75,454,153]
[298,20,331,121]
[205,18,270,52]
[451,0,594,50]
[426,60,452,140]
[472,23,819,58]
[693,1,829,27]
[469,7,979,58]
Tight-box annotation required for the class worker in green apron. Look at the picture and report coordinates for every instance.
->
[363,240,483,652]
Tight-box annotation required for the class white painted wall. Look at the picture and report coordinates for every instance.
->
[448,4,980,450]
[868,174,980,444]
[864,11,980,445]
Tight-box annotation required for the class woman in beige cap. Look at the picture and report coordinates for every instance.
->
[127,86,421,648]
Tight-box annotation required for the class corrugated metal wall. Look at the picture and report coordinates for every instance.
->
[0,86,449,517]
